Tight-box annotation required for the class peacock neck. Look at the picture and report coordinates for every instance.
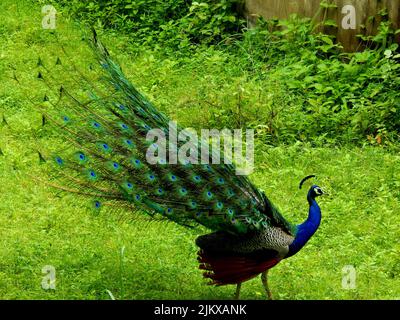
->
[286,193,321,258]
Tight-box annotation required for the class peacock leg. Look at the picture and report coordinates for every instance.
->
[234,282,242,300]
[261,270,273,300]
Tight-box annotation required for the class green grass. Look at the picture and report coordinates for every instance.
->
[0,0,399,300]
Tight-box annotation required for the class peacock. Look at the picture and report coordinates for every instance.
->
[29,30,325,299]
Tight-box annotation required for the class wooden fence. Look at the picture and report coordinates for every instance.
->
[244,0,400,51]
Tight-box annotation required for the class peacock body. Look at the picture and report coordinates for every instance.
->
[31,31,324,299]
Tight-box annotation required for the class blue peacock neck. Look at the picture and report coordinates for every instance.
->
[286,189,321,258]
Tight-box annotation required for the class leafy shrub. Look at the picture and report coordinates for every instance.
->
[45,1,400,146]
[227,16,400,145]
[53,0,245,51]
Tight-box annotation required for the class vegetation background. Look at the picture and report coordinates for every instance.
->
[0,0,399,299]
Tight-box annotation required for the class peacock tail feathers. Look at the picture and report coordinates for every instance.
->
[28,29,295,237]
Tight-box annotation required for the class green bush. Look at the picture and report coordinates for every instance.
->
[53,0,245,51]
[45,1,400,146]
[234,17,400,145]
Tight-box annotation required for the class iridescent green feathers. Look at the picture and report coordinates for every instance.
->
[35,30,295,236]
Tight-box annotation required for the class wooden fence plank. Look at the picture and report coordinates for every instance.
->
[244,0,400,51]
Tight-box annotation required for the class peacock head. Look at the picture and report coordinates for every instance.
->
[299,175,325,199]
[308,185,325,198]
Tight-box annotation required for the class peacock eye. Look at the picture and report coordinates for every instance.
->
[314,187,323,195]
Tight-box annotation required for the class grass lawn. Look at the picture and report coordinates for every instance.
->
[0,0,399,300]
